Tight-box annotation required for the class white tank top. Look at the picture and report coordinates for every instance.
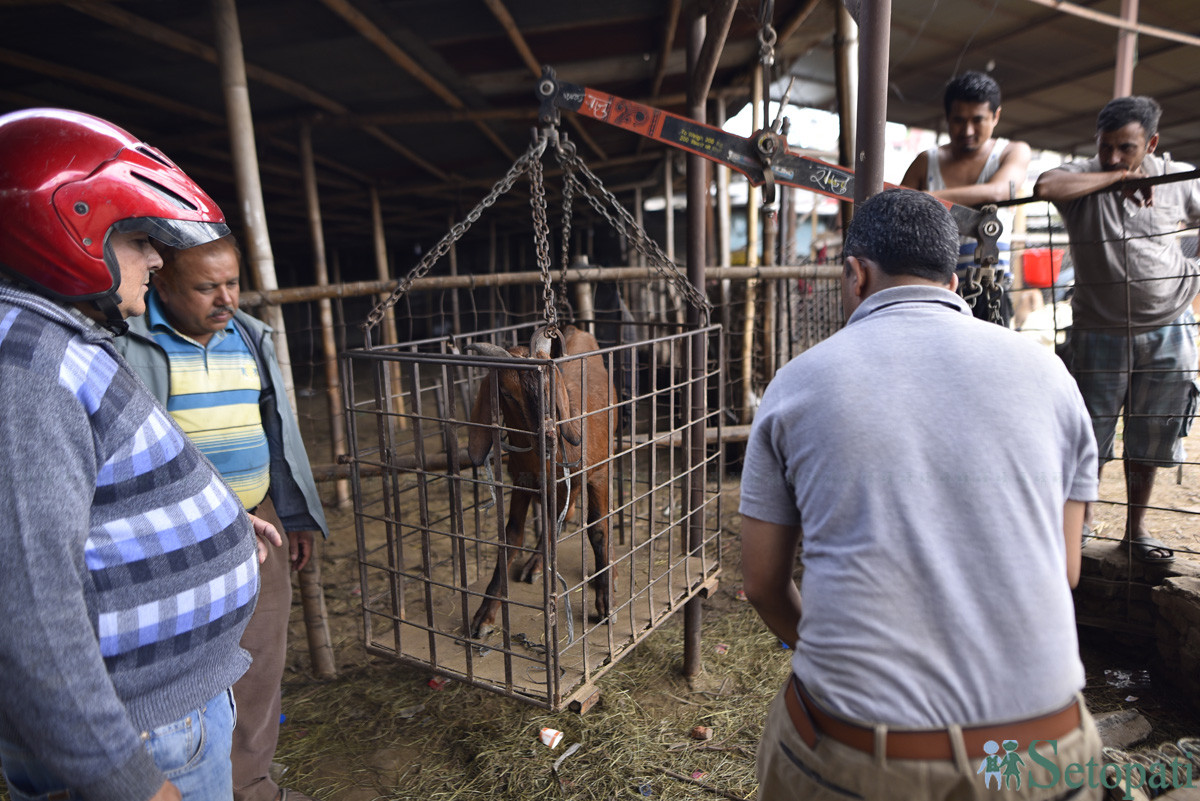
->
[926,138,1014,273]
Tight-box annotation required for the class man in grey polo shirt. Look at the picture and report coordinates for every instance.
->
[1036,95,1200,565]
[740,189,1102,800]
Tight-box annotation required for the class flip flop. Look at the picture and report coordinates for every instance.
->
[1127,535,1176,565]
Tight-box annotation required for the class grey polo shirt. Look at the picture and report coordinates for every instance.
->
[740,285,1097,728]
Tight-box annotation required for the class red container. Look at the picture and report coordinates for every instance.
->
[1023,247,1065,288]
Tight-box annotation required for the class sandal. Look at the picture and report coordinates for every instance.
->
[1127,535,1175,565]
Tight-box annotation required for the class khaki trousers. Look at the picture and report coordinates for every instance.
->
[232,496,292,801]
[756,680,1103,801]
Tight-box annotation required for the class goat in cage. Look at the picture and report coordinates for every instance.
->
[466,325,615,640]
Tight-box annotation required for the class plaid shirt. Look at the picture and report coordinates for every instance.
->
[0,282,258,801]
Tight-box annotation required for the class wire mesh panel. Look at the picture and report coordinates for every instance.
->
[342,320,722,710]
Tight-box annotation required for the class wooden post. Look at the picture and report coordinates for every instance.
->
[447,213,462,337]
[741,66,763,424]
[211,0,335,680]
[835,2,857,226]
[370,186,408,428]
[572,255,594,332]
[854,0,890,202]
[210,0,296,410]
[714,96,734,411]
[300,123,350,510]
[1114,0,1138,98]
[488,221,498,330]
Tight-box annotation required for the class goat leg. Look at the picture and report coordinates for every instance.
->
[471,491,532,639]
[585,481,613,622]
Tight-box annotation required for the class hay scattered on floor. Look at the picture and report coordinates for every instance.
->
[275,588,787,800]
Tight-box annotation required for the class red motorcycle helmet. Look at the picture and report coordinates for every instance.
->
[0,108,229,321]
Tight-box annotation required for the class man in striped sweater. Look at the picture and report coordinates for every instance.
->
[0,108,282,801]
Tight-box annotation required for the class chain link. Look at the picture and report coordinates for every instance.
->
[529,147,557,333]
[558,144,712,318]
[556,141,575,319]
[363,134,549,334]
[363,124,711,335]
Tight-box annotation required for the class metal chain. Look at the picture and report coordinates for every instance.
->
[556,141,575,319]
[758,0,777,127]
[363,133,549,334]
[558,144,712,318]
[529,146,557,332]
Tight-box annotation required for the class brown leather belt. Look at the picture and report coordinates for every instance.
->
[784,674,1081,760]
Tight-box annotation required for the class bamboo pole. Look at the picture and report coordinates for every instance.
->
[370,186,408,427]
[715,96,734,413]
[300,123,351,510]
[446,213,462,337]
[239,264,843,308]
[488,221,498,330]
[1113,0,1138,98]
[740,66,763,424]
[211,0,335,680]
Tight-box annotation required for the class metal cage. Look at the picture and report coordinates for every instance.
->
[341,320,723,711]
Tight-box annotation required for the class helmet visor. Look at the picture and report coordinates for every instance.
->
[111,217,231,250]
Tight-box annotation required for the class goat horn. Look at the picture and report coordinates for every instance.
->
[530,326,556,359]
[465,342,512,358]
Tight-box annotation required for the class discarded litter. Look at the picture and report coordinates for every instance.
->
[636,781,652,796]
[552,742,581,772]
[1104,669,1151,689]
[427,676,450,690]
[539,727,564,749]
[690,725,713,741]
[735,589,747,601]
[714,643,729,655]
[691,770,708,780]
[396,703,426,719]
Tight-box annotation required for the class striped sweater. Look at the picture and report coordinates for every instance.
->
[0,282,259,801]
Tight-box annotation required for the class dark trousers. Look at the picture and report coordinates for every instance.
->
[233,496,292,801]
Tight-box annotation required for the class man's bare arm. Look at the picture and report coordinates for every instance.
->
[931,140,1032,206]
[740,515,804,646]
[1035,166,1132,203]
[899,152,929,191]
[1063,500,1086,588]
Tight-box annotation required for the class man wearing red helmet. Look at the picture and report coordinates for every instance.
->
[0,108,283,801]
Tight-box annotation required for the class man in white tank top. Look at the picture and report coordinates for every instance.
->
[901,71,1032,327]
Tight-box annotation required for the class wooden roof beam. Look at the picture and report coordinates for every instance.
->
[0,46,225,126]
[479,0,607,161]
[63,0,450,181]
[649,0,683,100]
[318,0,516,162]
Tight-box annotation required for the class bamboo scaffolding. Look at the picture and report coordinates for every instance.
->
[239,264,842,307]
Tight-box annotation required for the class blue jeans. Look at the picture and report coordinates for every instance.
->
[0,688,237,801]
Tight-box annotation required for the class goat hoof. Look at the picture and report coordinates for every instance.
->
[518,557,543,583]
[470,608,498,640]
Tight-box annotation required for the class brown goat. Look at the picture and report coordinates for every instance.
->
[466,325,615,640]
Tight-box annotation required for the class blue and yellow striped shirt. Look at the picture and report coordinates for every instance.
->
[145,291,271,509]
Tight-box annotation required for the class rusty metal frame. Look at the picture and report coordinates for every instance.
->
[342,320,723,710]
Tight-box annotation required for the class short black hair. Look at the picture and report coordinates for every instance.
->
[844,189,958,282]
[1097,96,1161,138]
[943,71,1002,115]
